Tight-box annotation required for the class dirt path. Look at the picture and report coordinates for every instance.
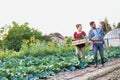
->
[95,69,120,80]
[46,58,120,80]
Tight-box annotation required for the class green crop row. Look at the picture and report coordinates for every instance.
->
[0,47,120,80]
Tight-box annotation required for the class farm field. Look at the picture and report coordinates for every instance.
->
[0,22,120,80]
[0,46,120,80]
[48,58,120,80]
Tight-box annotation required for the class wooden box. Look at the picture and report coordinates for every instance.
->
[72,39,86,46]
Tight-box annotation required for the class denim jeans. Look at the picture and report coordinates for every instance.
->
[93,42,104,59]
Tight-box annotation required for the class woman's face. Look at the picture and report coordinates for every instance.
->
[77,26,82,31]
[100,22,105,27]
[99,23,103,27]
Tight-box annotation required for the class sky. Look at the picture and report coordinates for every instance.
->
[0,0,120,36]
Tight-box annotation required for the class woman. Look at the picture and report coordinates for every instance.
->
[73,24,87,69]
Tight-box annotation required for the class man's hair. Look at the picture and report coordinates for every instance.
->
[90,21,95,26]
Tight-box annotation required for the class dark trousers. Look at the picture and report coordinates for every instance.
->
[93,42,104,65]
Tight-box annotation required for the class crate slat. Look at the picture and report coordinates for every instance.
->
[72,39,86,46]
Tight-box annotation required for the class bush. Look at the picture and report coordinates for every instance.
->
[3,22,43,51]
[20,38,75,57]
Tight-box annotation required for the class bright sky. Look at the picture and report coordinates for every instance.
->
[0,0,120,36]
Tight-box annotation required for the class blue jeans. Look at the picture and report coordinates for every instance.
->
[93,42,104,59]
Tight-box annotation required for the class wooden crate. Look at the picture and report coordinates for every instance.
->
[72,39,86,46]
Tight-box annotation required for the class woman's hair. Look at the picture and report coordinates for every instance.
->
[76,24,82,29]
[100,21,107,33]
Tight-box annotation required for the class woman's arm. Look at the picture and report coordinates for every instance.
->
[72,32,76,40]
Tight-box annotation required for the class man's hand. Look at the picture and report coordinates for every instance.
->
[91,38,103,41]
[97,38,103,41]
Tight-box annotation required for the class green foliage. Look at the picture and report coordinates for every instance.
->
[0,47,120,79]
[116,22,120,28]
[112,22,120,29]
[65,37,72,45]
[20,39,74,57]
[31,29,43,40]
[2,22,43,51]
[3,22,32,51]
[104,18,112,33]
[42,35,51,42]
[0,37,75,59]
[0,20,119,80]
[0,52,77,79]
[0,40,3,48]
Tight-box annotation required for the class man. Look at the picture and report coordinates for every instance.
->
[88,21,104,68]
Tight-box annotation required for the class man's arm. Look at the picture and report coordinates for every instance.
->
[89,29,103,41]
[88,30,93,41]
[91,38,103,41]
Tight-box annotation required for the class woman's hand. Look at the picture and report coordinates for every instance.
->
[85,37,88,43]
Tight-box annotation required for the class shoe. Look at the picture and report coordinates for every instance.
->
[94,64,98,68]
[102,64,104,67]
[77,61,81,68]
[77,58,81,69]
[94,57,98,68]
[101,58,104,67]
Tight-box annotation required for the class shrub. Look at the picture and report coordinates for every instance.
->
[3,22,43,51]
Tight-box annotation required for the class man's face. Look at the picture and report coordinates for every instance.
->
[91,23,96,29]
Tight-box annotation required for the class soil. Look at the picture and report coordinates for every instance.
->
[46,58,120,80]
[95,69,120,80]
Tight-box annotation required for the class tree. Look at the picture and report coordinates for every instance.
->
[3,22,32,51]
[31,29,51,42]
[112,23,116,29]
[116,22,120,28]
[3,22,43,51]
[104,18,112,33]
[31,29,43,40]
[42,35,51,42]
